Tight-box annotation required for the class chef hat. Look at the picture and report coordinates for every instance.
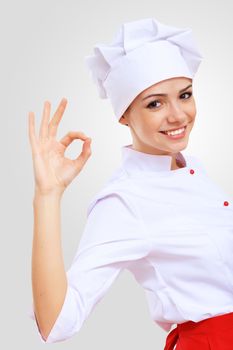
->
[84,17,203,121]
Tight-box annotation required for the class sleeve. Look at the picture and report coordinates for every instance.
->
[28,191,148,344]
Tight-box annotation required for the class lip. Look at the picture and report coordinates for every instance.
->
[159,125,187,140]
[160,124,187,132]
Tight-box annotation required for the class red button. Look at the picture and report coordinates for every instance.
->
[224,201,229,206]
[190,169,195,174]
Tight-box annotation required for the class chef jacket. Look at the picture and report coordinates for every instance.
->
[28,144,233,343]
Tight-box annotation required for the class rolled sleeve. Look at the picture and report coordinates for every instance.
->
[28,286,84,343]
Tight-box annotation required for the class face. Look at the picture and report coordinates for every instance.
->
[119,77,196,156]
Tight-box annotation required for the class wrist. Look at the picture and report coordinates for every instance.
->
[33,188,63,203]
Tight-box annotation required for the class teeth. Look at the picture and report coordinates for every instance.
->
[164,127,185,136]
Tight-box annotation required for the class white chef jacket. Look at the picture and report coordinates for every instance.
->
[28,144,233,344]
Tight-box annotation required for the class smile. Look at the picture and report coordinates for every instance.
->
[159,126,187,139]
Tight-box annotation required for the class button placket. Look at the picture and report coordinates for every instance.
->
[188,168,230,207]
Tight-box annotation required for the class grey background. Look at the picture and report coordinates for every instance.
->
[1,0,233,349]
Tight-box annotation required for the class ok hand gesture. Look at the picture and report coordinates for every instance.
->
[28,98,92,197]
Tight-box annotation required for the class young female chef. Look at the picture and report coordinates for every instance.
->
[28,18,233,349]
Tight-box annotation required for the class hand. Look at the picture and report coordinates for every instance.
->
[28,98,92,197]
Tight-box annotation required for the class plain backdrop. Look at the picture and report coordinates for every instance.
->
[1,0,233,349]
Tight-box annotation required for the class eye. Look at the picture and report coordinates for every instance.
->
[147,100,161,109]
[180,91,192,99]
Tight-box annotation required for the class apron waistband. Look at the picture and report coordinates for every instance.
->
[163,311,233,350]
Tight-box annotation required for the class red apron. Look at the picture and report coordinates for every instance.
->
[164,311,233,350]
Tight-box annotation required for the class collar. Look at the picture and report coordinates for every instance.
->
[121,144,187,173]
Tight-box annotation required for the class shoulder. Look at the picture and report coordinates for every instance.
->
[86,166,136,218]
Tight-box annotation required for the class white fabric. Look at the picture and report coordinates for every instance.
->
[28,144,233,343]
[85,18,203,120]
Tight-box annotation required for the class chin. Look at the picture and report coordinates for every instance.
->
[166,140,189,153]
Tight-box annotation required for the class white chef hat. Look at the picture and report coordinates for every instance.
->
[84,17,203,121]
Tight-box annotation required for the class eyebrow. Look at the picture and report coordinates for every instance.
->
[142,84,193,101]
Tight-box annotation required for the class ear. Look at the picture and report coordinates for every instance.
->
[119,115,129,126]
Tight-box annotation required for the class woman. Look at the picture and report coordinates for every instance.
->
[28,18,233,349]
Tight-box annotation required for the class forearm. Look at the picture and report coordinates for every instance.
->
[31,192,68,341]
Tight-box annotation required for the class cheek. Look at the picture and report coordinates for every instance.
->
[142,119,162,134]
[131,111,162,135]
[189,100,197,117]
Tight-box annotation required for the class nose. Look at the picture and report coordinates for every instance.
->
[167,101,187,124]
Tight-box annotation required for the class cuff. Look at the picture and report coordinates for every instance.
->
[28,286,83,343]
